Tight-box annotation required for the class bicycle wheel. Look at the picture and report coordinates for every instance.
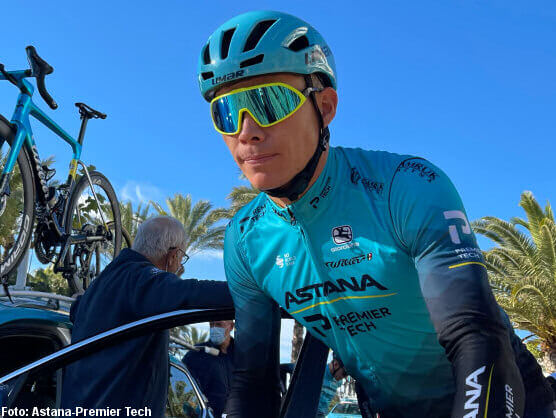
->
[108,221,132,248]
[63,170,121,294]
[0,137,36,279]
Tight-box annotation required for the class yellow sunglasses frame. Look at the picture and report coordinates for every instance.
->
[210,82,308,136]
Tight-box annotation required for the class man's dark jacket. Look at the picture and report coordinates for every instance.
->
[182,338,234,417]
[61,249,233,417]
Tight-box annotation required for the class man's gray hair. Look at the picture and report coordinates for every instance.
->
[132,216,186,261]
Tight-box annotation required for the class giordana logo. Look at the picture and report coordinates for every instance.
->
[332,225,353,245]
[325,253,373,269]
[276,253,296,269]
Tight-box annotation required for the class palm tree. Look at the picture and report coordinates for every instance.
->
[119,201,150,244]
[151,193,225,254]
[212,184,260,220]
[472,191,556,373]
[169,325,209,357]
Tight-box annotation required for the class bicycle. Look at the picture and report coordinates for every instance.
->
[0,46,122,295]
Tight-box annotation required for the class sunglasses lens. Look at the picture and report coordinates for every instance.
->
[211,84,303,134]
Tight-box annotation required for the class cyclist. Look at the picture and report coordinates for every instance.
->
[198,11,556,417]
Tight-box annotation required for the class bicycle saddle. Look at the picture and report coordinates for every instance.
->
[75,102,107,120]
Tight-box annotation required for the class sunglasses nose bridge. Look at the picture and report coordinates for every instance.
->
[236,108,266,140]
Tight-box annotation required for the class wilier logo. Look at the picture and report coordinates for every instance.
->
[325,253,373,269]
[332,225,353,245]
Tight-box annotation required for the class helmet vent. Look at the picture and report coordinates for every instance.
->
[243,20,277,52]
[201,72,214,80]
[288,35,309,52]
[221,28,236,59]
[240,54,264,68]
[202,43,211,65]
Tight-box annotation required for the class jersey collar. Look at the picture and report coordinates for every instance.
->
[267,147,337,223]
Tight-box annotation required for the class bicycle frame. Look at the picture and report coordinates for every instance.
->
[0,70,82,201]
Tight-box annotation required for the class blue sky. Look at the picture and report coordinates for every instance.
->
[1,1,555,356]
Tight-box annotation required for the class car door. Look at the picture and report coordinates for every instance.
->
[0,309,232,417]
[0,308,327,417]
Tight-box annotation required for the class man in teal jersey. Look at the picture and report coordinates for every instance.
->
[197,10,555,418]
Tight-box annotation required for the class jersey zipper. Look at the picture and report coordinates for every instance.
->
[286,205,330,338]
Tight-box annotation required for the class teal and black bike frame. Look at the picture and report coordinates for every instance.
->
[0,69,86,209]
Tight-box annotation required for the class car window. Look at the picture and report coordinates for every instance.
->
[170,318,298,390]
[166,363,203,418]
[332,402,361,414]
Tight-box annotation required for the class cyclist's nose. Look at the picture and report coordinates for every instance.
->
[237,112,265,143]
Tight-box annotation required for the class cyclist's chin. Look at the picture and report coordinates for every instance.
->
[243,169,291,191]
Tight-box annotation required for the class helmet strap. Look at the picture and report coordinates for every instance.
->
[263,75,329,201]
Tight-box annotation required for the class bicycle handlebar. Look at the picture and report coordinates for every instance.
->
[25,46,58,110]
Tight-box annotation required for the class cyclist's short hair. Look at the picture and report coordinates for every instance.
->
[132,216,186,261]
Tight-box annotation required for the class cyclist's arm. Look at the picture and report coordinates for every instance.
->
[500,308,556,415]
[223,220,282,418]
[389,158,524,418]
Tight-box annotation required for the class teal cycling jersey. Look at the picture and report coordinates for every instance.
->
[223,146,554,417]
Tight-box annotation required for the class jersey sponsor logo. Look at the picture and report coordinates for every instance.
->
[276,253,296,269]
[454,247,482,261]
[238,204,266,233]
[331,241,360,252]
[505,384,518,418]
[325,253,373,269]
[284,273,388,309]
[331,307,392,336]
[212,70,245,85]
[396,159,438,183]
[463,366,486,418]
[443,210,471,245]
[310,176,332,209]
[332,225,353,244]
[350,167,384,195]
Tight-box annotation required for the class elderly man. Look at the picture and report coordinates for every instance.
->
[61,216,232,416]
[183,320,235,417]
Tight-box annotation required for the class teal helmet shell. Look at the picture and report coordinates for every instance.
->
[198,10,337,101]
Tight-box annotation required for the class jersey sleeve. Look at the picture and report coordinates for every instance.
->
[389,157,525,418]
[223,219,282,418]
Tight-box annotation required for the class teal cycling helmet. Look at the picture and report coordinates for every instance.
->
[198,10,337,101]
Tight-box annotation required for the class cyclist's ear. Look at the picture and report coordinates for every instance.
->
[316,87,338,129]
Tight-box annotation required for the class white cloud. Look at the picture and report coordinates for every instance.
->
[119,181,164,205]
[193,249,224,260]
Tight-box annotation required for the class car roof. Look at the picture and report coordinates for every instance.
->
[0,296,72,329]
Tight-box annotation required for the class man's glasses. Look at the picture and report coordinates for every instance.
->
[169,247,189,269]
